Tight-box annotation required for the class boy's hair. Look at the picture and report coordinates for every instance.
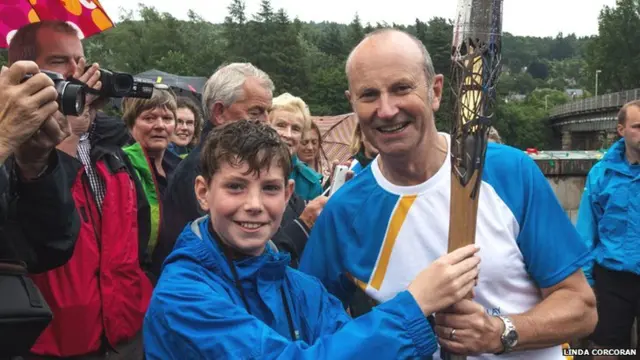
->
[200,120,292,184]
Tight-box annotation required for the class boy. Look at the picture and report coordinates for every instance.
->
[143,120,481,359]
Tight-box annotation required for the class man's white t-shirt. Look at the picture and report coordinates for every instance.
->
[300,133,590,360]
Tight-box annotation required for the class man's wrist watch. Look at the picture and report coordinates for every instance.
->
[494,315,518,355]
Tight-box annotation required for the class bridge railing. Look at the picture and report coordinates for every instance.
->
[549,88,640,119]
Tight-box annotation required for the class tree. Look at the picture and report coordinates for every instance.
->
[584,0,640,92]
[526,60,549,80]
[346,13,365,50]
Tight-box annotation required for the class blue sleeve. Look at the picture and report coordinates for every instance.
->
[575,170,600,286]
[487,148,591,289]
[299,204,355,305]
[143,282,437,359]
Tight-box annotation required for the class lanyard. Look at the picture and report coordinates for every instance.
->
[210,224,298,341]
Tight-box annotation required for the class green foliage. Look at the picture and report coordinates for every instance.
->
[584,0,640,93]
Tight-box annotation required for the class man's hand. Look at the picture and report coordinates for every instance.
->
[434,299,505,356]
[67,58,102,135]
[0,61,59,163]
[328,159,355,183]
[299,195,328,229]
[15,111,70,180]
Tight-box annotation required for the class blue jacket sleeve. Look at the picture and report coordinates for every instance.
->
[576,169,600,286]
[299,203,355,305]
[144,282,437,359]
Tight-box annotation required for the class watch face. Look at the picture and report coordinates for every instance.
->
[505,330,519,345]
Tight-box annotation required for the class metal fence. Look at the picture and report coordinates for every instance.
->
[549,88,640,119]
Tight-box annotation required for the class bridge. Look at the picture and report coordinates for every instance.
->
[548,88,640,150]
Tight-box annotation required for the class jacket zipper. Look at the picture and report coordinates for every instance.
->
[141,148,164,257]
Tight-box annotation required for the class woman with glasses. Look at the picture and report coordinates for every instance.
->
[121,85,183,269]
[168,96,203,158]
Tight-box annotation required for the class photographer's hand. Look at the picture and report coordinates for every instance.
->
[74,57,102,110]
[0,61,58,166]
[56,58,102,157]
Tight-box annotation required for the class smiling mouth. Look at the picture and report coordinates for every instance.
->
[377,123,409,134]
[234,221,267,230]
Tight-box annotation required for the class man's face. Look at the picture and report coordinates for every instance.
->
[194,160,293,257]
[217,77,272,125]
[346,33,443,158]
[618,105,640,156]
[35,28,84,79]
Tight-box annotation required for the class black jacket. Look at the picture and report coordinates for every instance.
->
[151,141,311,277]
[0,149,80,273]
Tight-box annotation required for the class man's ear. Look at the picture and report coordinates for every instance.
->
[194,175,210,212]
[284,179,295,204]
[617,123,625,138]
[212,102,226,126]
[344,90,351,102]
[430,74,445,112]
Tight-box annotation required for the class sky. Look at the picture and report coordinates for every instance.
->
[100,0,618,38]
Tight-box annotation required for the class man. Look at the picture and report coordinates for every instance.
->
[300,28,597,359]
[153,63,327,276]
[0,60,80,358]
[9,21,151,359]
[577,100,640,359]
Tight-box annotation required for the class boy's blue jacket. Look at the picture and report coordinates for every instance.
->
[143,216,438,359]
[576,138,640,285]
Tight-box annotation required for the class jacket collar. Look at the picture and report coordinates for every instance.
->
[601,138,638,177]
[168,216,290,283]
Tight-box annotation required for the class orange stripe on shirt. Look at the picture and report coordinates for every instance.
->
[369,195,417,290]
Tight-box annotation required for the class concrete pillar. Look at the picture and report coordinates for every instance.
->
[562,130,572,150]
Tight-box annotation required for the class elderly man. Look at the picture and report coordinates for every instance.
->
[0,60,79,357]
[300,28,597,359]
[9,21,152,359]
[153,63,327,276]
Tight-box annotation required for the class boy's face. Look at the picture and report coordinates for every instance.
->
[194,159,294,256]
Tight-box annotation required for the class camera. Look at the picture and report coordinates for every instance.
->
[90,69,154,99]
[22,70,85,116]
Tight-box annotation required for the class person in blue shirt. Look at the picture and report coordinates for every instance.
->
[143,119,482,359]
[576,99,640,355]
[301,28,597,359]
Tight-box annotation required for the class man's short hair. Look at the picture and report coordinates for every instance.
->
[346,28,437,87]
[177,96,204,146]
[200,120,292,184]
[269,93,312,130]
[8,21,79,64]
[122,88,178,129]
[201,63,274,121]
[617,100,640,126]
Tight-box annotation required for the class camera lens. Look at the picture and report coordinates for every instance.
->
[113,74,133,94]
[58,82,85,116]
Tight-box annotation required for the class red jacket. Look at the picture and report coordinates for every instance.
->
[29,118,153,357]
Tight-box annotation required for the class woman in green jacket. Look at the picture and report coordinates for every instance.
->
[121,86,182,266]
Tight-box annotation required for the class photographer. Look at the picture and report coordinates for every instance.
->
[0,60,80,358]
[9,21,151,360]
